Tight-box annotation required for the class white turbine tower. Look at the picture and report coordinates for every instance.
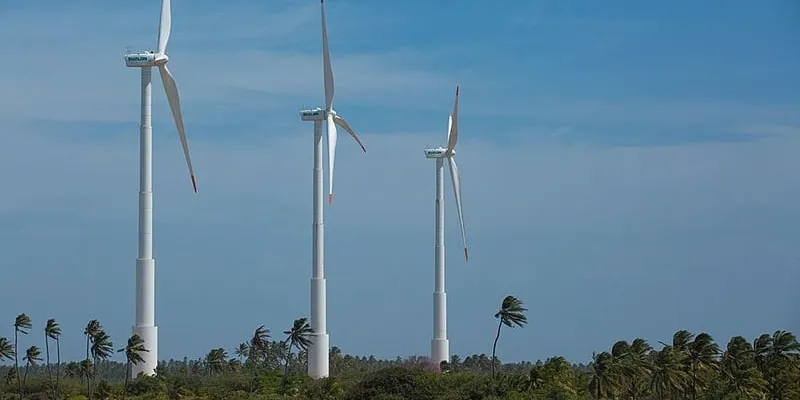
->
[299,0,367,379]
[425,86,468,367]
[123,0,197,376]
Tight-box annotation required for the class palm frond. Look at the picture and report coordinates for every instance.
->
[24,346,42,365]
[0,337,14,361]
[14,314,32,334]
[496,296,528,328]
[45,319,61,339]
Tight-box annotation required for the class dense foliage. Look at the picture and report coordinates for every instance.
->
[1,306,798,399]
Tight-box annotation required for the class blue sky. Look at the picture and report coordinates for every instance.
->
[0,0,798,365]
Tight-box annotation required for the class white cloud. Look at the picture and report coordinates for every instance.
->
[0,1,452,124]
[3,120,800,235]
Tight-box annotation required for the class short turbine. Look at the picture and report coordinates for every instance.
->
[425,85,468,366]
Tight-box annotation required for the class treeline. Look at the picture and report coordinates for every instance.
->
[0,296,798,399]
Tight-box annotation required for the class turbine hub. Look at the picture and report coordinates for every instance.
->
[154,53,169,65]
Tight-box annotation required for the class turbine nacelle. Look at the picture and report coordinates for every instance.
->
[425,147,455,159]
[300,108,330,122]
[124,51,157,68]
[124,51,170,68]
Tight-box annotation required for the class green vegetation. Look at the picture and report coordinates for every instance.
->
[1,297,798,399]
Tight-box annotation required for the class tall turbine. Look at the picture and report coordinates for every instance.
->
[299,0,367,379]
[424,86,468,367]
[123,0,197,377]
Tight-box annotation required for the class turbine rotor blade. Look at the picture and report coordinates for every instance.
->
[333,114,366,153]
[446,114,453,147]
[158,64,197,193]
[157,0,172,54]
[321,0,334,110]
[446,85,459,154]
[326,113,338,203]
[447,156,468,262]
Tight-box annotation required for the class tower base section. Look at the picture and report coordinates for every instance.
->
[131,325,158,377]
[308,277,329,379]
[431,291,449,366]
[307,332,330,379]
[431,338,450,368]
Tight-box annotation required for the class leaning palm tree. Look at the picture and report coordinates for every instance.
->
[83,320,101,397]
[589,351,617,399]
[249,325,270,366]
[235,342,249,363]
[650,344,688,400]
[755,330,800,399]
[84,320,101,358]
[282,318,314,377]
[686,332,720,400]
[117,334,148,400]
[90,330,114,399]
[608,340,630,396]
[721,336,765,398]
[491,295,527,378]
[79,358,94,393]
[0,337,16,396]
[0,337,14,362]
[22,345,42,391]
[205,348,228,375]
[44,318,62,399]
[625,338,654,398]
[13,313,31,400]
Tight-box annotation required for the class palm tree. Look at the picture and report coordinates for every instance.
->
[118,334,148,400]
[625,338,654,399]
[765,330,800,361]
[13,313,31,400]
[0,337,16,397]
[754,330,800,399]
[22,345,42,391]
[589,351,617,399]
[685,332,720,400]
[283,318,314,377]
[541,356,579,396]
[205,348,228,375]
[271,340,291,370]
[650,344,688,400]
[90,330,114,398]
[79,358,94,391]
[519,364,545,392]
[0,337,14,362]
[83,319,101,396]
[234,342,249,363]
[721,336,765,398]
[44,318,62,399]
[608,340,629,397]
[229,358,243,372]
[491,295,527,378]
[249,325,270,366]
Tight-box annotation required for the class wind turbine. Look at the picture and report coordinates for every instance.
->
[424,85,468,367]
[122,0,197,377]
[299,0,367,379]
